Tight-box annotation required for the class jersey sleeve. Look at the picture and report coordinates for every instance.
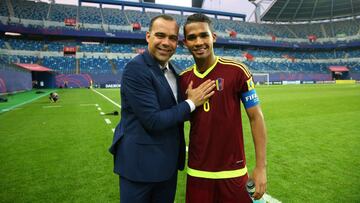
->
[238,64,260,109]
[179,66,194,100]
[179,72,189,100]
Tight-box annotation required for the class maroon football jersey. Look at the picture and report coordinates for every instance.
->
[180,57,257,176]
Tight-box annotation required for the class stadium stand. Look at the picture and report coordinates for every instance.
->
[0,36,359,86]
[12,0,49,21]
[79,5,103,24]
[102,7,129,26]
[80,57,112,74]
[47,41,78,52]
[80,43,106,52]
[1,55,39,64]
[113,57,130,71]
[0,39,6,49]
[0,0,359,89]
[48,3,78,22]
[6,38,43,51]
[1,0,359,41]
[108,43,133,53]
[0,1,9,18]
[124,9,150,28]
[42,56,76,74]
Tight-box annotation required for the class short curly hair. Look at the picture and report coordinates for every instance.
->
[183,13,214,36]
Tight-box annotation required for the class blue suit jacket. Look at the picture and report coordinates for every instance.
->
[109,50,188,182]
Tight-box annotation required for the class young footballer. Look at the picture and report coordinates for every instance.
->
[180,13,267,203]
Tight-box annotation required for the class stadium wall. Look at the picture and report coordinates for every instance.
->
[267,72,360,84]
[88,73,122,87]
[0,64,32,94]
[349,73,360,80]
[74,72,359,87]
[271,73,331,82]
[55,74,92,88]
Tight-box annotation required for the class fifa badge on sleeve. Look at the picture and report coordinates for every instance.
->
[246,77,255,90]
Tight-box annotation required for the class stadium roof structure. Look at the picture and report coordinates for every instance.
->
[81,0,246,20]
[261,0,360,22]
[329,66,349,72]
[15,64,53,72]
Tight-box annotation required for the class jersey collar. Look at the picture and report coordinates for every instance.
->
[193,56,219,79]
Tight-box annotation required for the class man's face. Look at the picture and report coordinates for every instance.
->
[183,22,216,61]
[146,18,179,66]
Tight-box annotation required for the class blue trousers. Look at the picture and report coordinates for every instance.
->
[119,172,178,203]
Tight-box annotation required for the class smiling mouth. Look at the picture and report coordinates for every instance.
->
[157,47,172,54]
[193,47,207,54]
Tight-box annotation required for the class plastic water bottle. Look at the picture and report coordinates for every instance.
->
[246,178,256,197]
[246,179,265,203]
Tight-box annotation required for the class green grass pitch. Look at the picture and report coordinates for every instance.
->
[1,84,359,202]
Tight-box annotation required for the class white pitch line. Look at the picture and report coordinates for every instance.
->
[91,89,121,109]
[1,108,21,112]
[80,104,96,106]
[43,105,62,108]
[105,118,111,124]
[0,91,51,114]
[95,104,99,107]
[97,107,102,111]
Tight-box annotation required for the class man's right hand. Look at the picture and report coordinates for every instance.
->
[186,80,216,107]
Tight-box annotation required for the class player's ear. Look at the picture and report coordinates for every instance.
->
[146,31,150,43]
[212,32,217,43]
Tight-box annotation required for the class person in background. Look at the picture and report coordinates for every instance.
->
[180,13,267,203]
[49,92,59,102]
[109,14,215,203]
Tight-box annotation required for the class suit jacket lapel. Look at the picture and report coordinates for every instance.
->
[142,50,177,103]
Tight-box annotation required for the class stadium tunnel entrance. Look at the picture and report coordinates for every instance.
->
[15,63,56,89]
[329,66,350,80]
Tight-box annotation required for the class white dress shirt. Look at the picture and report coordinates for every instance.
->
[160,63,195,112]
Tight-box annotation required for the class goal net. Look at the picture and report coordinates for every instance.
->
[253,73,270,85]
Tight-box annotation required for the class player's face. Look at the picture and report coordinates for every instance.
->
[146,18,179,66]
[184,22,216,61]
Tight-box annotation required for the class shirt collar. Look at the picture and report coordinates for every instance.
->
[159,62,169,72]
[193,56,219,78]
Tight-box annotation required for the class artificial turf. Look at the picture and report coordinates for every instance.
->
[1,84,359,202]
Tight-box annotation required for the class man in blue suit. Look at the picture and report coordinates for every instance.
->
[109,15,215,203]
